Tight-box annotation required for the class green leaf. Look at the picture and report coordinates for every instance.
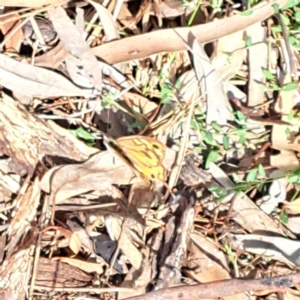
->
[205,151,219,169]
[216,194,228,202]
[272,25,282,33]
[258,164,266,177]
[101,99,110,108]
[161,96,171,104]
[257,182,265,192]
[288,35,297,46]
[281,211,289,224]
[211,122,221,133]
[74,127,94,141]
[70,127,95,146]
[282,82,299,91]
[231,128,247,136]
[234,182,251,192]
[237,135,246,144]
[245,36,252,47]
[282,0,297,9]
[236,111,247,122]
[262,69,274,80]
[246,168,258,182]
[272,83,281,90]
[288,110,294,121]
[208,186,220,193]
[223,135,230,150]
[288,175,300,183]
[208,186,228,200]
[280,13,290,25]
[291,168,300,177]
[272,3,280,13]
[285,127,291,138]
[241,9,253,16]
[129,120,146,129]
[190,119,198,130]
[224,243,235,264]
[294,11,300,22]
[201,130,218,147]
[231,173,239,183]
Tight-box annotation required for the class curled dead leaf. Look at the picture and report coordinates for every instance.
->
[52,257,104,275]
[43,227,82,255]
[285,198,300,215]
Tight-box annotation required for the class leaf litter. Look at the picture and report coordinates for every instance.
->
[1,0,300,300]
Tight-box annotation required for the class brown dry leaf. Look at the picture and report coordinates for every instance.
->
[119,248,152,299]
[48,6,102,91]
[129,182,158,210]
[156,192,194,289]
[176,70,200,104]
[145,215,166,229]
[36,257,92,288]
[54,189,119,209]
[187,233,248,300]
[0,168,21,195]
[192,39,233,125]
[270,150,300,171]
[0,0,67,7]
[40,151,137,202]
[258,170,287,214]
[45,227,82,255]
[285,198,300,214]
[66,219,94,254]
[271,77,300,169]
[0,13,22,52]
[40,145,175,203]
[0,235,5,263]
[52,257,104,275]
[271,121,300,170]
[179,153,211,186]
[92,0,288,64]
[0,54,95,98]
[0,93,97,176]
[5,178,40,256]
[225,81,247,104]
[209,162,291,235]
[123,92,158,117]
[87,0,120,42]
[105,216,143,270]
[0,247,32,300]
[231,234,300,266]
[246,23,268,106]
[33,42,68,69]
[21,16,57,46]
[118,4,141,35]
[275,74,299,115]
[154,0,194,18]
[211,29,245,81]
[247,116,291,126]
[290,135,300,153]
[67,57,129,91]
[233,191,288,233]
[271,119,299,152]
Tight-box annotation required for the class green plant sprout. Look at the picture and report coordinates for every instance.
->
[260,69,298,92]
[101,90,136,118]
[186,0,202,26]
[209,166,300,204]
[70,127,95,146]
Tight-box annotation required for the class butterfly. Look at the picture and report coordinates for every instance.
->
[107,135,167,185]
